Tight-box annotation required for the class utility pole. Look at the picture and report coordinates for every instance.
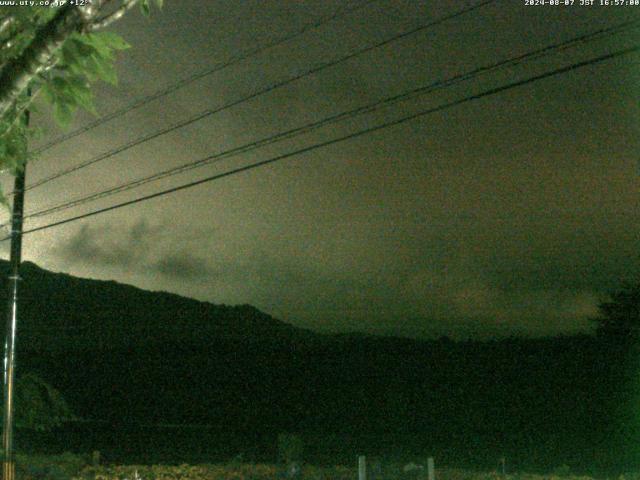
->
[2,105,28,480]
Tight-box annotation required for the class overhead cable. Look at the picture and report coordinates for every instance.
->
[21,18,640,223]
[7,44,636,241]
[31,0,381,156]
[24,0,496,193]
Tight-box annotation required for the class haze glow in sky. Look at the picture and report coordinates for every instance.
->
[3,0,638,339]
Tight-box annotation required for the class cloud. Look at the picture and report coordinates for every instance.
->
[54,219,216,284]
[45,210,637,340]
[56,219,162,268]
[150,252,213,281]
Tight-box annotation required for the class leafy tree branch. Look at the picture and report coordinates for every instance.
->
[0,0,162,174]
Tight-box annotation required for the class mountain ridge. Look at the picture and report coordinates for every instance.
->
[0,260,321,350]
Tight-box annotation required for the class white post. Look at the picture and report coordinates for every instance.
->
[427,457,435,480]
[358,455,366,480]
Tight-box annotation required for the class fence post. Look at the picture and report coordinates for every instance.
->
[358,455,366,480]
[427,457,435,480]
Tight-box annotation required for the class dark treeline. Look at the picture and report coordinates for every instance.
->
[17,335,640,474]
[3,261,640,473]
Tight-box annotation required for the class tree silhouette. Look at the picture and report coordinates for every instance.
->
[12,373,73,431]
[593,282,640,341]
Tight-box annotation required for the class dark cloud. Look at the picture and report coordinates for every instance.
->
[151,252,214,281]
[47,208,635,340]
[55,220,215,283]
[56,220,159,268]
[46,205,636,339]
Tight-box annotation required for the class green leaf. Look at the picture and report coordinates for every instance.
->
[60,37,83,68]
[0,124,28,174]
[92,54,118,85]
[66,36,97,59]
[79,52,110,84]
[41,74,98,122]
[0,187,9,211]
[66,75,96,114]
[95,31,130,51]
[73,33,111,63]
[40,82,56,105]
[140,0,151,17]
[53,102,72,128]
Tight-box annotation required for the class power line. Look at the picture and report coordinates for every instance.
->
[7,44,637,242]
[20,18,640,223]
[23,0,496,193]
[30,0,380,156]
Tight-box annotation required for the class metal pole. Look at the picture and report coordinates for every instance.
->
[358,455,366,480]
[427,457,435,480]
[2,106,28,480]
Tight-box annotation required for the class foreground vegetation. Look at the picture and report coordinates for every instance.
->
[68,464,615,480]
[10,454,627,480]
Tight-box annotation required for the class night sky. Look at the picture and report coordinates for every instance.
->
[2,0,638,339]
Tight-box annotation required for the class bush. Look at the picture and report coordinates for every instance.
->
[13,373,75,431]
[15,452,87,480]
[551,465,572,477]
[277,433,303,465]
